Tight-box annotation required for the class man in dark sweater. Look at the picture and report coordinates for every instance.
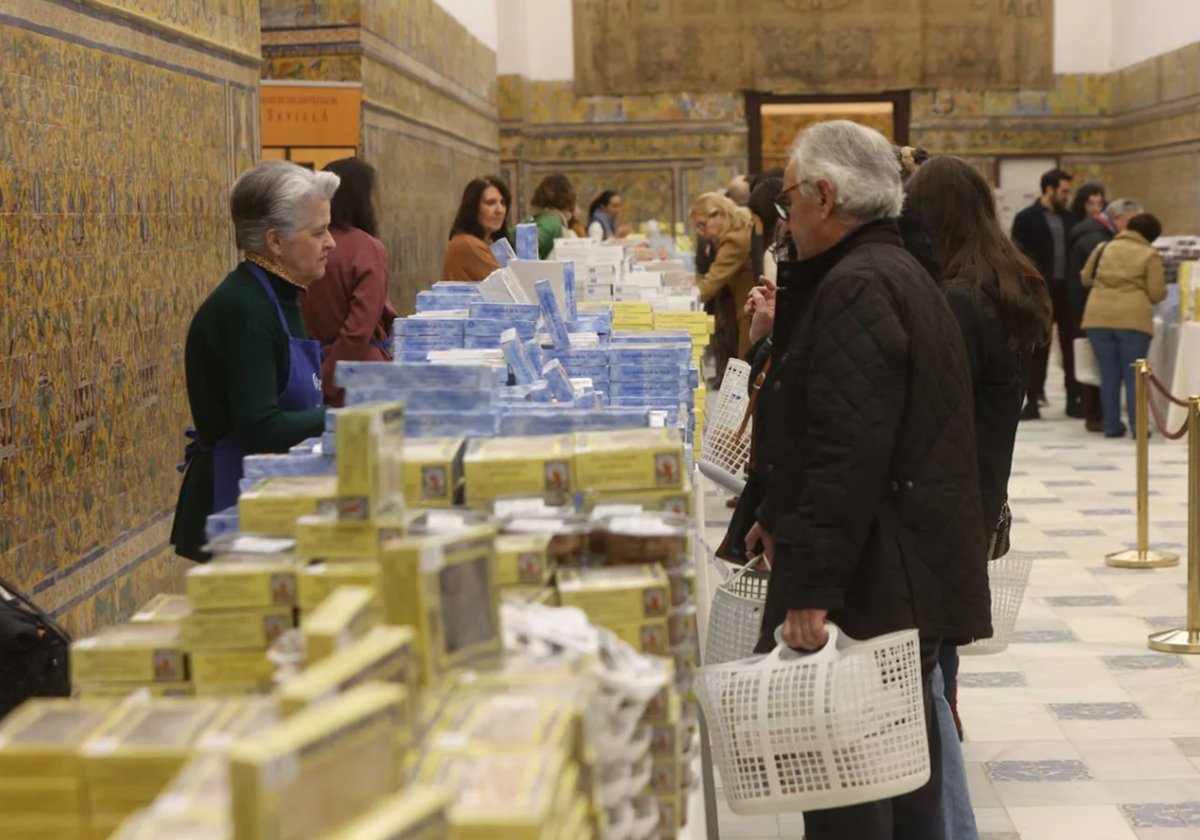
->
[1012,168,1075,420]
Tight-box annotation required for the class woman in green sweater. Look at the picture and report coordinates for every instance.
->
[171,161,340,560]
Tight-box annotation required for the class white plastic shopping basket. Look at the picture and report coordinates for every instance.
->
[704,557,770,667]
[960,551,1034,656]
[699,359,753,493]
[697,623,930,815]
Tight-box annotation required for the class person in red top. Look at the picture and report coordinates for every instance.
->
[301,157,396,406]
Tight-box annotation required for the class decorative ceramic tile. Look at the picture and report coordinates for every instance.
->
[985,760,1094,782]
[1103,654,1186,671]
[1121,802,1200,828]
[1048,703,1145,721]
[1046,595,1120,607]
[959,672,1029,688]
[1012,629,1080,644]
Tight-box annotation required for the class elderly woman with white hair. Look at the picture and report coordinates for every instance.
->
[171,161,339,561]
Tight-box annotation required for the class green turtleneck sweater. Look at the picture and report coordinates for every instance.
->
[170,263,327,561]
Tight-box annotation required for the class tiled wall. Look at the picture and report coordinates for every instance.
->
[498,77,747,236]
[261,0,500,315]
[0,0,260,634]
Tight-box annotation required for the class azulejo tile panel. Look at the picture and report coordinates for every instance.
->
[0,1,252,634]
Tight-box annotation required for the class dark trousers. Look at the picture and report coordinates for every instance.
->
[1089,328,1152,436]
[1029,283,1079,405]
[802,638,945,840]
[1082,384,1103,424]
[937,642,959,710]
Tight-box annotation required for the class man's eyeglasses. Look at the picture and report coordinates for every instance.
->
[775,183,800,221]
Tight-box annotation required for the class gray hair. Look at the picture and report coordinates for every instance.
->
[1106,198,1143,220]
[790,120,905,225]
[230,161,340,252]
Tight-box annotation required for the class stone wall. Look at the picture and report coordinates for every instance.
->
[0,0,260,634]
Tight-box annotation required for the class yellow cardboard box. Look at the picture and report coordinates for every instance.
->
[74,682,194,699]
[336,402,405,520]
[154,754,230,817]
[378,525,500,686]
[228,683,406,840]
[556,565,669,624]
[573,428,684,492]
[303,585,377,665]
[579,485,692,516]
[190,650,274,687]
[298,563,381,612]
[494,533,555,587]
[186,559,299,611]
[294,513,405,563]
[315,787,450,840]
[185,606,296,651]
[403,437,466,508]
[71,623,189,684]
[129,594,191,623]
[608,619,669,655]
[107,808,229,840]
[462,435,574,507]
[238,476,339,537]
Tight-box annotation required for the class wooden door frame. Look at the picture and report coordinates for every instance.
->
[745,91,912,174]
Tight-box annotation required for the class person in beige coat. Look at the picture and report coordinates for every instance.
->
[691,192,757,362]
[1082,213,1167,437]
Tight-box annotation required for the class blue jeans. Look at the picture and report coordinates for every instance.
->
[934,663,979,840]
[1088,328,1152,437]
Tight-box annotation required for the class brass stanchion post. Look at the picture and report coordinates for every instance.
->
[1107,359,1179,569]
[1149,395,1200,654]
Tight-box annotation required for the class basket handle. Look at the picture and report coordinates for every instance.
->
[763,621,842,664]
[720,554,770,589]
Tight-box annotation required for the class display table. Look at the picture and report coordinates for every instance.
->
[1166,322,1200,434]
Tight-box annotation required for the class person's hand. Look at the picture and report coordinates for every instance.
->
[744,522,775,564]
[783,608,829,651]
[744,276,777,316]
[748,289,776,345]
[617,224,633,238]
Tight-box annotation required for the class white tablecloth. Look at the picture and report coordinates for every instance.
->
[1166,321,1200,434]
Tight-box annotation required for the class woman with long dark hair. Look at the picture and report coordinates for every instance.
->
[300,157,395,407]
[587,190,629,241]
[443,175,511,281]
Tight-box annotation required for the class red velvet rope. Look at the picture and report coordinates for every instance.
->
[1142,370,1191,440]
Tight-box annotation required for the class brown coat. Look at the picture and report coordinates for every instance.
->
[301,227,396,407]
[697,214,756,356]
[1081,230,1167,336]
[443,233,499,282]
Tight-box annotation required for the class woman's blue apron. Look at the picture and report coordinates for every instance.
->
[180,263,324,513]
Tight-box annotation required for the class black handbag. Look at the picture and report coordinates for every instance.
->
[989,499,1013,561]
[0,576,72,718]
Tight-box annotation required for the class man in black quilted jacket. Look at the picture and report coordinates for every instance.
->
[745,121,992,840]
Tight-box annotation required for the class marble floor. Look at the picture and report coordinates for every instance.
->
[701,391,1200,839]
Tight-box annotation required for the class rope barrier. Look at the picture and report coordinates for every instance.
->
[1142,370,1190,441]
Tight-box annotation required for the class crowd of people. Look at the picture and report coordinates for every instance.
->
[170,123,1168,838]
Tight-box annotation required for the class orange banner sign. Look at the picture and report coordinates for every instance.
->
[261,84,362,148]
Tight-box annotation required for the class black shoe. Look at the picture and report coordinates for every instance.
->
[1038,394,1050,407]
[1066,401,1085,420]
[1105,423,1128,439]
[1086,420,1105,433]
[1020,403,1042,421]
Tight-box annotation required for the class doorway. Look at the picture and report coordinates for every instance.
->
[746,92,911,175]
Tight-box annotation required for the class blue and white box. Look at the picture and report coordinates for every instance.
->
[609,364,688,382]
[543,359,575,402]
[243,453,335,480]
[337,361,498,391]
[561,365,610,383]
[344,387,494,412]
[406,411,497,438]
[431,282,484,295]
[289,437,323,455]
[535,279,571,350]
[524,340,547,370]
[415,291,474,313]
[545,348,608,367]
[394,317,466,337]
[563,260,578,321]
[516,223,539,260]
[205,507,240,542]
[608,344,691,366]
[463,335,504,350]
[394,334,464,352]
[466,319,537,341]
[528,383,554,403]
[610,329,693,345]
[502,329,540,385]
[491,237,516,268]
[468,302,541,321]
[608,380,690,400]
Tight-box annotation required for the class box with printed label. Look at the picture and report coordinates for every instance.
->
[238,476,339,536]
[573,428,684,491]
[336,401,405,520]
[275,625,419,728]
[579,485,692,516]
[403,437,466,508]
[294,513,405,562]
[228,683,406,840]
[556,565,669,624]
[130,593,192,624]
[74,682,195,699]
[608,619,670,654]
[394,316,466,337]
[378,525,500,686]
[336,361,496,391]
[186,559,299,611]
[427,695,576,758]
[185,605,296,651]
[494,533,555,587]
[71,623,189,684]
[462,435,574,506]
[189,649,274,687]
[314,786,450,840]
[302,585,377,665]
[298,563,381,611]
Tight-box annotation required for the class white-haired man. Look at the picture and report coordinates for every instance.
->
[741,121,991,838]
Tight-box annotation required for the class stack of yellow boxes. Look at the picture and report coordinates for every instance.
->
[461,434,574,509]
[557,565,671,657]
[402,437,466,508]
[610,301,655,331]
[0,698,121,840]
[294,401,407,566]
[237,476,339,538]
[300,584,377,666]
[494,532,558,606]
[184,556,300,695]
[652,309,712,459]
[575,427,691,514]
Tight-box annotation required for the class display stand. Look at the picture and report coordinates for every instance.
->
[688,466,721,840]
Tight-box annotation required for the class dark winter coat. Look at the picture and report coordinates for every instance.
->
[751,220,992,647]
[1012,200,1074,290]
[1068,215,1114,328]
